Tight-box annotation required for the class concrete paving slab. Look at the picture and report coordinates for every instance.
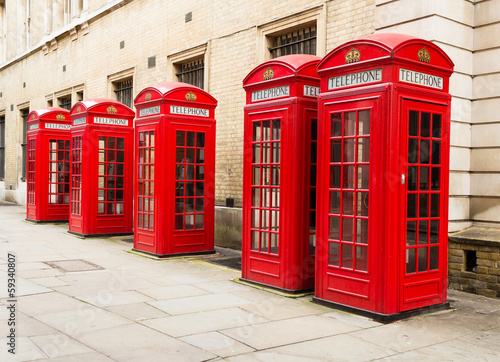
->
[226,334,397,361]
[35,306,133,338]
[29,276,69,288]
[194,280,252,294]
[30,333,94,358]
[75,290,154,307]
[221,315,361,350]
[77,323,216,361]
[322,310,382,329]
[180,331,255,357]
[148,292,254,315]
[0,336,46,361]
[381,339,500,361]
[33,351,115,361]
[138,284,210,300]
[458,327,500,352]
[15,292,86,317]
[0,276,51,298]
[140,307,269,337]
[18,268,65,279]
[104,302,168,321]
[15,313,60,338]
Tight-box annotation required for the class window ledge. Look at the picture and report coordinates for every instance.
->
[449,227,500,247]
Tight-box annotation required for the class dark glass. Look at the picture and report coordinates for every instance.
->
[108,138,116,149]
[186,132,195,147]
[272,119,281,140]
[418,247,428,272]
[356,219,369,244]
[408,166,417,191]
[420,167,429,191]
[186,148,195,163]
[331,140,341,163]
[431,193,440,217]
[331,113,342,137]
[186,182,194,196]
[329,216,340,240]
[176,131,185,146]
[330,191,340,213]
[432,141,441,165]
[358,165,369,189]
[418,220,428,245]
[419,193,429,217]
[431,168,440,190]
[311,119,318,140]
[344,112,356,136]
[407,194,417,218]
[432,114,442,138]
[342,217,354,242]
[176,148,185,163]
[262,121,271,141]
[341,243,354,269]
[342,192,355,215]
[421,112,431,137]
[358,138,370,163]
[420,140,430,164]
[330,166,341,188]
[272,142,280,163]
[357,192,369,217]
[355,245,368,272]
[408,139,419,164]
[117,138,125,149]
[358,110,370,135]
[409,111,419,136]
[196,132,205,147]
[407,221,416,246]
[429,246,439,270]
[343,165,355,189]
[430,220,439,243]
[197,149,205,163]
[407,248,416,274]
[329,242,340,266]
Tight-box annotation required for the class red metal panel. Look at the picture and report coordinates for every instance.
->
[315,33,453,320]
[68,99,135,236]
[133,82,217,257]
[242,55,320,292]
[26,108,71,222]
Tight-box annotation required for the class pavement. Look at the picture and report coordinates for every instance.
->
[0,205,500,362]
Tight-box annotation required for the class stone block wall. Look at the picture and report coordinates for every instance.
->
[449,238,500,298]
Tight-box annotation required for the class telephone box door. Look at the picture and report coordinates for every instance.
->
[400,99,449,311]
[171,124,214,252]
[245,109,285,282]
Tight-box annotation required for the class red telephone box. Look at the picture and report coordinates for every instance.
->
[133,82,216,256]
[242,55,321,292]
[314,34,454,321]
[26,107,71,222]
[68,99,135,237]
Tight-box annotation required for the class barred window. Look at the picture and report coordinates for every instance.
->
[21,109,29,180]
[176,59,204,89]
[0,115,5,179]
[114,78,133,108]
[58,95,72,110]
[269,25,316,58]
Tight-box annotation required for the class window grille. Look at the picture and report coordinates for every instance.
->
[0,116,5,179]
[269,25,316,58]
[21,109,29,180]
[176,59,204,89]
[114,79,133,108]
[59,96,72,110]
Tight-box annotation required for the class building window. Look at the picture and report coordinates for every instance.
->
[269,25,316,58]
[76,90,83,102]
[114,78,133,108]
[176,58,204,89]
[0,115,5,179]
[58,95,72,110]
[21,108,29,180]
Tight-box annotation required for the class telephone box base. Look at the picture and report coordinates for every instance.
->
[131,248,216,258]
[240,277,314,295]
[68,231,133,238]
[25,218,68,223]
[312,297,450,324]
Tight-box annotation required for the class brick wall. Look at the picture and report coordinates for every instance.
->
[449,240,500,298]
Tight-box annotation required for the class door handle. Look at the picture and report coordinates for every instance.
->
[401,174,406,185]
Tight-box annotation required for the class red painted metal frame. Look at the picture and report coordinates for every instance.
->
[133,82,217,257]
[68,99,135,237]
[314,34,454,319]
[242,54,321,292]
[26,107,71,222]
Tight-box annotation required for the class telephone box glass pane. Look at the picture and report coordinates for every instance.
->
[328,110,371,271]
[174,130,206,231]
[137,131,154,231]
[70,136,82,215]
[250,119,281,254]
[405,108,443,275]
[48,139,70,204]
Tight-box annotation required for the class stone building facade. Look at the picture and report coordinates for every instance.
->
[0,0,499,295]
